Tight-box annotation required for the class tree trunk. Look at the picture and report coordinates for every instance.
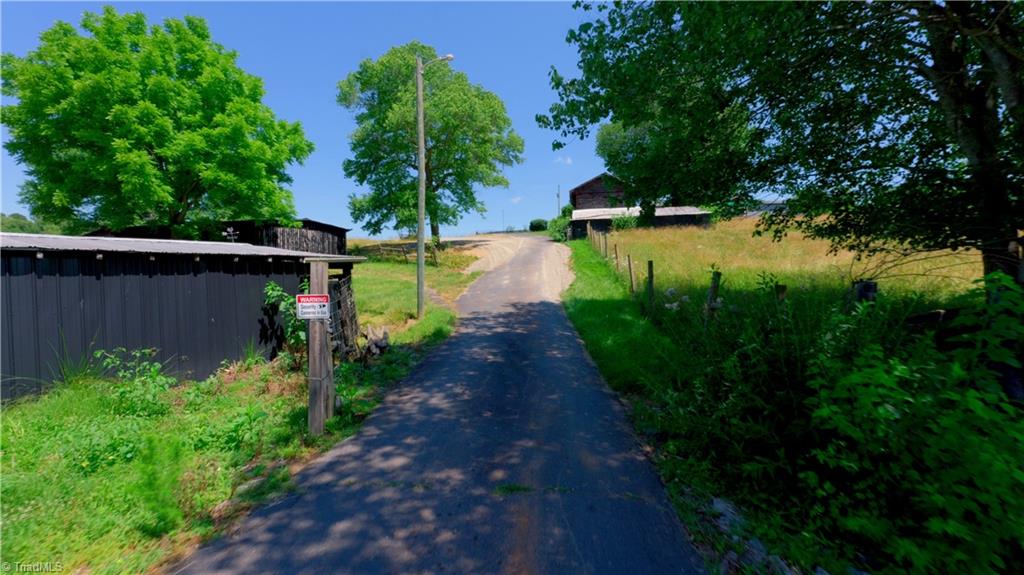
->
[430,218,440,242]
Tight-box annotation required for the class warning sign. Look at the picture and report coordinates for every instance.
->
[296,294,330,320]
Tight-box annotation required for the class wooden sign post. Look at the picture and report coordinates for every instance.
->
[303,260,335,436]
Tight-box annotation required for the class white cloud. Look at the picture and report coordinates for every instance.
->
[509,196,523,205]
[554,156,573,165]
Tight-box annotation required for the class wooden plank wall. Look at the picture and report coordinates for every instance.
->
[0,251,303,401]
[259,226,346,255]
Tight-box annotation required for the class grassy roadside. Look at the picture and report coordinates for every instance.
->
[0,250,480,573]
[563,232,1022,574]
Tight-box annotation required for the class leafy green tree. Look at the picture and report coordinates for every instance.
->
[2,6,313,235]
[338,42,524,239]
[540,1,1023,281]
[0,212,62,234]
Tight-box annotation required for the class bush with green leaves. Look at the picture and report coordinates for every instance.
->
[95,348,175,417]
[548,205,575,242]
[803,273,1023,571]
[529,218,548,231]
[611,214,638,231]
[264,280,308,370]
[548,217,570,242]
[629,268,1023,572]
[134,434,184,536]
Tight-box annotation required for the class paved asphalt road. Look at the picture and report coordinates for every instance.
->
[176,235,706,575]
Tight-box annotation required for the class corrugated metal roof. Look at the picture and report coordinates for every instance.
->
[0,232,364,261]
[571,206,709,221]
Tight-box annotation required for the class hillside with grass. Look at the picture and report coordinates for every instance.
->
[0,246,480,573]
[563,220,1022,574]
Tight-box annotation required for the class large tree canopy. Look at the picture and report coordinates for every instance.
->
[338,42,524,238]
[540,1,1023,279]
[1,6,313,235]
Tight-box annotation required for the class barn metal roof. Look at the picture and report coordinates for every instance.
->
[571,206,709,221]
[0,232,365,262]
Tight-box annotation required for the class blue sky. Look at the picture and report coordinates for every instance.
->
[1,1,605,238]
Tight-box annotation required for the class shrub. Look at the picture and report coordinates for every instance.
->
[548,217,570,242]
[264,280,308,370]
[95,348,175,417]
[611,214,638,231]
[529,218,548,231]
[133,434,184,536]
[805,274,1024,571]
[647,272,1024,571]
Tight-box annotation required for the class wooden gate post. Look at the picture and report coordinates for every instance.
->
[646,260,655,314]
[308,260,335,436]
[627,255,635,295]
[705,270,723,327]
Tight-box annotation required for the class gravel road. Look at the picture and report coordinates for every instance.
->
[175,234,706,575]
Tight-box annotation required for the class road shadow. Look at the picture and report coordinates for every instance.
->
[176,299,703,575]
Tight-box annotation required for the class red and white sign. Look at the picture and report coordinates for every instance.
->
[296,294,330,319]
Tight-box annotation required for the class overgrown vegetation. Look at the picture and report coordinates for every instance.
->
[563,223,1023,574]
[0,250,479,573]
[610,214,637,231]
[529,218,548,232]
[548,204,573,242]
[263,279,309,370]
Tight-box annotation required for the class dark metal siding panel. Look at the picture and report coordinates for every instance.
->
[2,256,16,398]
[6,255,41,397]
[34,256,62,386]
[101,256,127,353]
[140,256,163,355]
[156,257,179,375]
[186,257,211,380]
[55,256,85,383]
[2,250,310,401]
[122,256,146,352]
[79,256,106,359]
[206,257,233,376]
[172,256,191,378]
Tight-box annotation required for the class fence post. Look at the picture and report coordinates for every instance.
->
[646,260,655,314]
[613,244,619,271]
[852,280,878,302]
[705,270,722,326]
[603,233,609,258]
[627,255,635,295]
[775,283,788,302]
[308,260,334,436]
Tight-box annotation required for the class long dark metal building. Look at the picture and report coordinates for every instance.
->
[0,233,362,401]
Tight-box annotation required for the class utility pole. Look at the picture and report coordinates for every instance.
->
[557,185,561,216]
[415,53,453,319]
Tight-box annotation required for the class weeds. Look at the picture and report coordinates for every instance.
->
[134,434,184,536]
[264,279,308,370]
[565,227,1022,573]
[2,250,478,573]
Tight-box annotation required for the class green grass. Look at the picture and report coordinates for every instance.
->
[562,229,1021,574]
[1,252,481,573]
[562,240,677,396]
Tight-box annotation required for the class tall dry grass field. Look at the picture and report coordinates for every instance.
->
[608,217,981,303]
